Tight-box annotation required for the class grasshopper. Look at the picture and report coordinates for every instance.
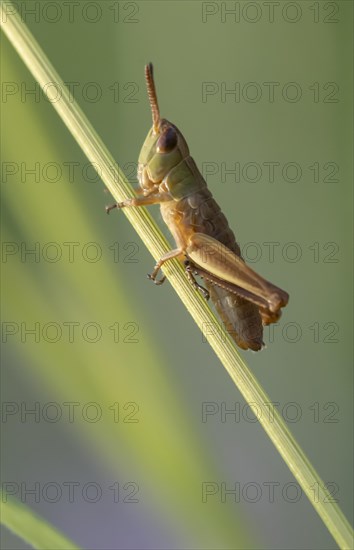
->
[107,64,289,351]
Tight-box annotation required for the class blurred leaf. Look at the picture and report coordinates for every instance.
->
[0,493,81,550]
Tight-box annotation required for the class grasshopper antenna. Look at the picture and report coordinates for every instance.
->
[145,63,160,132]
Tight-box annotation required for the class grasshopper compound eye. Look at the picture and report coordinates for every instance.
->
[156,127,178,153]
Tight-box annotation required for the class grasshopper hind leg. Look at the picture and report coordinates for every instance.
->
[184,261,210,301]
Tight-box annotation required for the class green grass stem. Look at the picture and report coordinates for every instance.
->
[0,492,80,549]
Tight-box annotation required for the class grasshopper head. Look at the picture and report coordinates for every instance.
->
[138,63,189,189]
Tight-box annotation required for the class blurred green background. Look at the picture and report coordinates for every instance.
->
[1,1,353,549]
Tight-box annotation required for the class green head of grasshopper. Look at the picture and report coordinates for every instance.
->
[137,63,192,196]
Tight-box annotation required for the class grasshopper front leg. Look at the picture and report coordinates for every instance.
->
[106,192,172,213]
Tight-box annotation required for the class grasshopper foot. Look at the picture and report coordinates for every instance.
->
[198,285,210,301]
[147,273,166,285]
[105,203,120,214]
